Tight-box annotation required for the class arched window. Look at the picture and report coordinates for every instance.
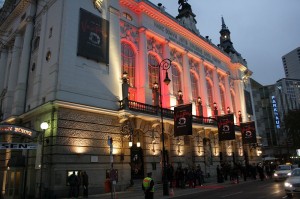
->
[220,86,226,113]
[121,42,135,88]
[206,79,213,108]
[148,54,159,88]
[190,72,199,101]
[172,64,182,96]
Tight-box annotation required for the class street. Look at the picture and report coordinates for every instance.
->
[171,179,298,199]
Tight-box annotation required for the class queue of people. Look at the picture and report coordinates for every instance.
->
[216,161,277,184]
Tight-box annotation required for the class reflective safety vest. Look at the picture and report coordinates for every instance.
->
[143,177,154,192]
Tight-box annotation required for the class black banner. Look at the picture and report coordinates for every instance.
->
[77,8,109,64]
[174,104,192,137]
[240,121,257,144]
[218,114,235,141]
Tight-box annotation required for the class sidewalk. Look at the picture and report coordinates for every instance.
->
[60,177,252,199]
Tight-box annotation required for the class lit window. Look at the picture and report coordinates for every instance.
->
[121,42,135,88]
[123,12,133,21]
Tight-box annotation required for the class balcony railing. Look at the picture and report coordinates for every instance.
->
[119,99,218,126]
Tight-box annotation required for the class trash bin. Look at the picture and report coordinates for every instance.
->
[105,179,111,193]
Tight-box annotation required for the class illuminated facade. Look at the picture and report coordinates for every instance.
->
[0,0,260,198]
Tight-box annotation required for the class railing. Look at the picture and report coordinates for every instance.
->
[119,99,219,127]
[0,0,19,26]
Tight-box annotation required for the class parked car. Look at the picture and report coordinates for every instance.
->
[274,164,297,181]
[284,168,300,198]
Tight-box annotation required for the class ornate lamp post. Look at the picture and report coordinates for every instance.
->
[238,110,242,124]
[178,90,183,105]
[213,102,218,117]
[197,97,203,117]
[39,121,49,199]
[156,58,172,196]
[227,107,230,114]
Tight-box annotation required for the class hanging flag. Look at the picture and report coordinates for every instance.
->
[174,104,192,137]
[240,121,257,144]
[218,114,235,141]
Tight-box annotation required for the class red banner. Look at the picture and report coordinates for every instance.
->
[174,104,192,137]
[241,121,257,144]
[217,114,235,141]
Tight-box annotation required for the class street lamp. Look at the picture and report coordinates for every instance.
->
[156,58,172,196]
[238,111,242,124]
[197,97,203,116]
[227,107,230,114]
[213,102,218,117]
[39,121,49,199]
[178,90,183,105]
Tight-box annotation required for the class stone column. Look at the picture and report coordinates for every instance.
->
[3,34,22,118]
[137,27,147,103]
[13,19,34,115]
[182,51,192,104]
[212,67,222,113]
[224,74,233,113]
[199,59,208,116]
[0,49,8,91]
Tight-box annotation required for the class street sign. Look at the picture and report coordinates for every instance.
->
[0,142,37,150]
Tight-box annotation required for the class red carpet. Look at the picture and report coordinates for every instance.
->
[195,185,225,189]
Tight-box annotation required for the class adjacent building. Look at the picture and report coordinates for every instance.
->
[0,0,259,198]
[282,47,300,79]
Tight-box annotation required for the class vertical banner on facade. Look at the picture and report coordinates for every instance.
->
[77,8,109,64]
[240,121,257,144]
[217,114,235,141]
[174,104,192,137]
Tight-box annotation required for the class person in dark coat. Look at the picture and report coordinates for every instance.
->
[68,171,79,198]
[82,171,89,198]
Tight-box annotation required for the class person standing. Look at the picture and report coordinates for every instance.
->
[142,172,154,199]
[82,171,89,198]
[68,171,79,198]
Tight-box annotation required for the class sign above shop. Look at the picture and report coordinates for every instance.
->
[0,124,38,138]
[0,142,37,150]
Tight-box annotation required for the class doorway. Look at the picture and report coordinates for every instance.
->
[4,169,23,199]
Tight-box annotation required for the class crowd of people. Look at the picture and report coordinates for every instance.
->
[67,170,89,198]
[216,161,277,183]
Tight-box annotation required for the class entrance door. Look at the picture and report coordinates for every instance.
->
[130,145,144,179]
[4,169,23,199]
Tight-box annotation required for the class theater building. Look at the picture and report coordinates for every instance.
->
[0,0,260,198]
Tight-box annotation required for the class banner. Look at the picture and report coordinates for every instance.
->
[174,104,192,137]
[77,8,109,64]
[240,121,257,144]
[218,114,235,141]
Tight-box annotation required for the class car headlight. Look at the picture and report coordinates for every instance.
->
[288,173,291,176]
[285,182,293,188]
[274,173,278,177]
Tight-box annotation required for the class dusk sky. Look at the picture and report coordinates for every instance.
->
[149,0,300,85]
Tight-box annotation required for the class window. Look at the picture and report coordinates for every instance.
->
[148,54,159,88]
[206,79,213,108]
[122,12,133,21]
[121,42,135,88]
[172,64,182,97]
[190,72,199,101]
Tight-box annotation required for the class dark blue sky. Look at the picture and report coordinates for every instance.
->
[149,0,300,85]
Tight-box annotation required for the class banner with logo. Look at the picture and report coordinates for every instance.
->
[77,8,109,64]
[240,121,257,144]
[174,104,192,137]
[218,114,235,141]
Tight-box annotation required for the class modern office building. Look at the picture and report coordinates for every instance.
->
[251,78,300,161]
[0,0,259,198]
[282,47,300,79]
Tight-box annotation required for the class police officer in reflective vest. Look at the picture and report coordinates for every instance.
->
[142,172,154,199]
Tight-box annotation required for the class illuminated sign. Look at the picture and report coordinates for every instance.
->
[0,125,37,138]
[0,142,37,150]
[271,96,280,129]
